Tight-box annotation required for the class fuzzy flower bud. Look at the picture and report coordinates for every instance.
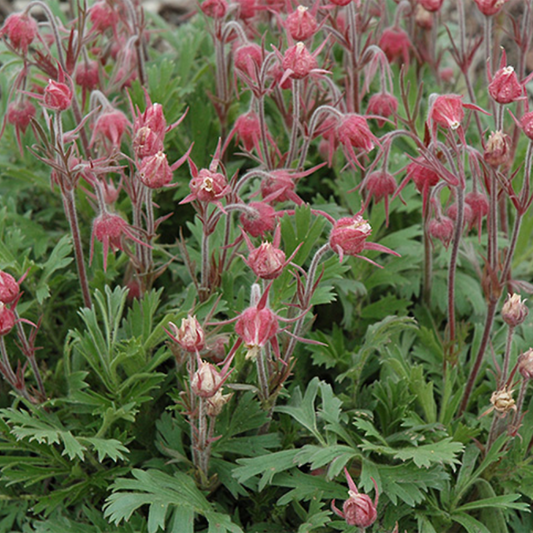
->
[0,272,20,304]
[0,303,15,336]
[519,112,533,141]
[206,390,232,417]
[365,171,397,202]
[89,1,119,32]
[191,361,223,398]
[75,60,100,91]
[429,94,464,131]
[489,66,522,104]
[43,80,73,112]
[367,92,398,127]
[142,103,167,139]
[465,191,489,228]
[502,293,528,327]
[240,202,276,237]
[518,348,533,380]
[336,114,376,153]
[332,469,379,529]
[330,215,372,257]
[234,112,261,152]
[91,110,129,147]
[93,213,127,251]
[1,12,38,53]
[428,216,454,248]
[379,27,411,65]
[447,202,474,228]
[7,100,36,133]
[484,130,511,167]
[133,126,164,158]
[247,242,286,280]
[235,306,279,349]
[286,6,317,41]
[201,0,228,18]
[473,0,509,17]
[282,42,317,80]
[419,0,444,11]
[168,316,206,353]
[139,152,172,188]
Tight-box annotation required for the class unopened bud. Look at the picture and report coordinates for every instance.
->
[489,65,522,104]
[168,316,205,353]
[191,361,223,398]
[518,348,533,380]
[43,80,73,112]
[330,215,372,258]
[0,272,20,304]
[282,42,317,80]
[139,151,172,188]
[0,303,15,336]
[246,242,286,280]
[502,293,528,327]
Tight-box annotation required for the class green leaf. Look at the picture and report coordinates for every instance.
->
[451,513,491,533]
[456,494,529,513]
[391,438,464,469]
[104,469,243,533]
[81,437,129,462]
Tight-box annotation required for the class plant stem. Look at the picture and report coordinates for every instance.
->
[63,188,92,308]
[499,326,514,389]
[286,79,301,166]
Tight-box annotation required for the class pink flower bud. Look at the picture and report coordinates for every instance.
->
[93,212,127,251]
[365,171,397,202]
[439,68,455,83]
[520,112,533,141]
[429,94,464,131]
[282,42,317,80]
[502,294,528,327]
[235,0,259,20]
[191,361,223,398]
[189,169,229,203]
[240,202,276,237]
[142,103,167,139]
[336,114,376,153]
[89,1,119,33]
[465,191,489,228]
[473,0,509,16]
[447,202,474,228]
[428,216,454,248]
[330,0,353,7]
[7,100,36,133]
[235,306,279,349]
[234,44,263,80]
[0,303,15,336]
[332,469,379,529]
[367,92,398,127]
[246,242,286,280]
[330,215,372,257]
[168,316,206,352]
[1,12,38,53]
[206,390,232,417]
[489,66,522,104]
[75,60,100,91]
[285,6,317,42]
[518,348,533,380]
[484,130,511,167]
[139,152,173,188]
[133,126,164,158]
[407,159,440,192]
[0,272,20,304]
[415,5,433,29]
[260,171,298,204]
[419,0,444,11]
[91,110,129,147]
[43,80,73,112]
[234,112,261,151]
[379,27,411,65]
[201,0,228,18]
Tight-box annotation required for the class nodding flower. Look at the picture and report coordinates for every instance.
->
[331,468,379,529]
[0,12,38,53]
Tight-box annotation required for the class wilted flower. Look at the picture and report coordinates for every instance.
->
[206,390,232,416]
[484,130,511,167]
[490,387,516,416]
[331,468,379,528]
[415,5,433,29]
[502,294,528,327]
[518,348,533,380]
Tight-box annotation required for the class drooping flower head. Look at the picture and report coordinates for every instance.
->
[332,468,379,528]
[0,271,20,305]
[428,216,454,248]
[0,12,38,53]
[379,27,411,65]
[367,92,398,127]
[473,0,510,17]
